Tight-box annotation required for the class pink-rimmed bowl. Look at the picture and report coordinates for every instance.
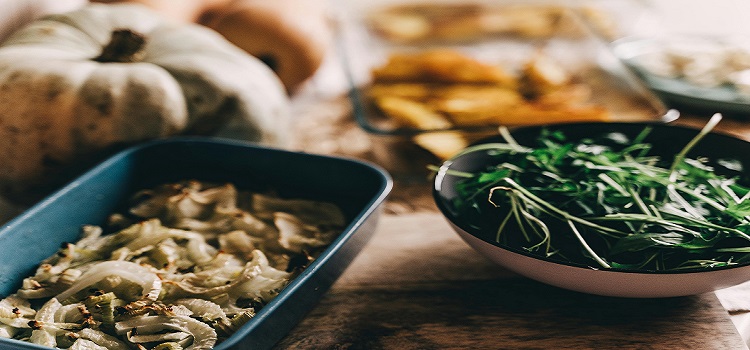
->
[433,121,750,298]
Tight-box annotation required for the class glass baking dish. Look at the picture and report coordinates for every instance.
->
[338,0,669,138]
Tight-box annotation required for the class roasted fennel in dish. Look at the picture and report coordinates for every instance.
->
[0,180,344,349]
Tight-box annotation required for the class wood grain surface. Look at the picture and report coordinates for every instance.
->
[275,214,746,350]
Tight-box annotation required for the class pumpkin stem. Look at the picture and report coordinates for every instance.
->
[93,29,147,63]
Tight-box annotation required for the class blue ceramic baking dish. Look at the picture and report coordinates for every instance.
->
[0,137,392,350]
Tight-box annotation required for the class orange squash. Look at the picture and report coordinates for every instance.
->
[200,0,332,93]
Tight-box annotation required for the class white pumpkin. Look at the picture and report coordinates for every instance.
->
[0,0,87,43]
[0,3,289,200]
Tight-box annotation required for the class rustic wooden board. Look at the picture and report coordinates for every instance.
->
[276,213,746,349]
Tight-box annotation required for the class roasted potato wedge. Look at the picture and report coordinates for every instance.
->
[413,131,468,160]
[367,49,610,158]
[373,96,452,129]
[372,49,517,87]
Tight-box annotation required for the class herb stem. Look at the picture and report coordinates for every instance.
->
[628,186,653,216]
[499,126,525,153]
[567,220,610,268]
[668,113,723,182]
[499,178,627,237]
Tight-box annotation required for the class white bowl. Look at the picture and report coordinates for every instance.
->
[433,122,750,298]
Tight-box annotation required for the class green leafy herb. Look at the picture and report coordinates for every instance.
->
[445,114,750,271]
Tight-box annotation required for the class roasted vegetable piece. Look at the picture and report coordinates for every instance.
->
[367,49,609,160]
[0,180,344,349]
[371,49,517,86]
[200,0,332,93]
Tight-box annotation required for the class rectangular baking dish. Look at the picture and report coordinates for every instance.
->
[0,137,392,350]
[340,0,668,137]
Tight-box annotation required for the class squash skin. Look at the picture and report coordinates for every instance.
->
[200,0,332,93]
[0,3,289,202]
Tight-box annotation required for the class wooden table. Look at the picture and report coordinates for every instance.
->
[262,0,750,344]
[276,87,750,348]
[277,215,743,349]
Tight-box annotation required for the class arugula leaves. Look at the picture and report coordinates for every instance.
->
[451,115,750,271]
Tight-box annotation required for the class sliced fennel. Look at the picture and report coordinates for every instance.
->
[0,181,344,349]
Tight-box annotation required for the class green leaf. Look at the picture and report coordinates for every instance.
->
[610,232,688,254]
[726,200,750,218]
[449,122,750,272]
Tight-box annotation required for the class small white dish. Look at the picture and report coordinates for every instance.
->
[612,35,750,116]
